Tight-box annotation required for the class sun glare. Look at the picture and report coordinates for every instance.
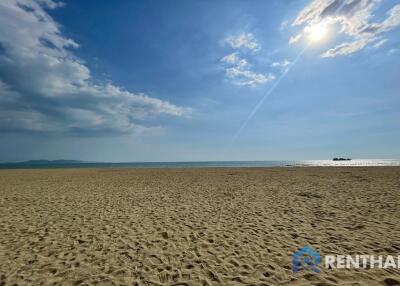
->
[306,23,329,43]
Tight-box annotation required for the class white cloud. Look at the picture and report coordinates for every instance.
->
[289,34,302,44]
[35,0,64,9]
[221,52,249,69]
[225,33,260,51]
[291,0,400,57]
[372,38,387,49]
[220,49,274,87]
[280,20,289,31]
[270,59,292,74]
[321,37,376,57]
[225,66,275,87]
[364,4,400,35]
[0,0,188,134]
[271,59,291,68]
[388,48,399,55]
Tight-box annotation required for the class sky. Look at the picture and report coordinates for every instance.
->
[0,0,399,162]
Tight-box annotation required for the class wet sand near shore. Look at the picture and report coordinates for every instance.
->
[0,167,399,285]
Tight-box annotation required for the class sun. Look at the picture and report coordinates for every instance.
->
[306,23,329,43]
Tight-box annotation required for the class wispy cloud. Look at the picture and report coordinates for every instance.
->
[372,38,387,49]
[291,0,400,57]
[221,52,248,69]
[289,34,302,44]
[321,37,375,58]
[0,0,188,135]
[221,34,274,87]
[225,66,275,87]
[388,48,399,55]
[221,52,274,87]
[225,33,260,51]
[271,59,291,68]
[280,20,289,31]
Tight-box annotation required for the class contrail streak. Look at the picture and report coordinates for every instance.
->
[231,45,308,142]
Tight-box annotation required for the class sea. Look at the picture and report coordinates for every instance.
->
[0,159,400,169]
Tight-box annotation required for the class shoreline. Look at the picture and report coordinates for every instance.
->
[1,159,400,170]
[1,165,400,171]
[1,162,400,170]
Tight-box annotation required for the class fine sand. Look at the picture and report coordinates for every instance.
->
[0,167,399,286]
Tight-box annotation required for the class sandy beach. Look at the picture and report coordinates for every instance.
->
[0,167,400,286]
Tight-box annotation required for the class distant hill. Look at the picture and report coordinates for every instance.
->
[0,159,91,168]
[2,160,84,165]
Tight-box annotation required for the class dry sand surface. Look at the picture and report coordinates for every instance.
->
[0,167,400,286]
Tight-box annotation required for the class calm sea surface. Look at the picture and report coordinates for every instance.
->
[1,159,400,169]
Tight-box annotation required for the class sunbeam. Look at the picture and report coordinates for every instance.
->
[231,45,309,143]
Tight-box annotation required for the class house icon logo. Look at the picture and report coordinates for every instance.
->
[292,246,321,273]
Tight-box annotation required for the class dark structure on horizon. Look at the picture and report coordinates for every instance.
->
[333,158,352,161]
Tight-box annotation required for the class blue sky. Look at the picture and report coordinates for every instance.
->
[0,0,399,162]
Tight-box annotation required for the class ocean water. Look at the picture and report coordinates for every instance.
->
[0,159,400,169]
